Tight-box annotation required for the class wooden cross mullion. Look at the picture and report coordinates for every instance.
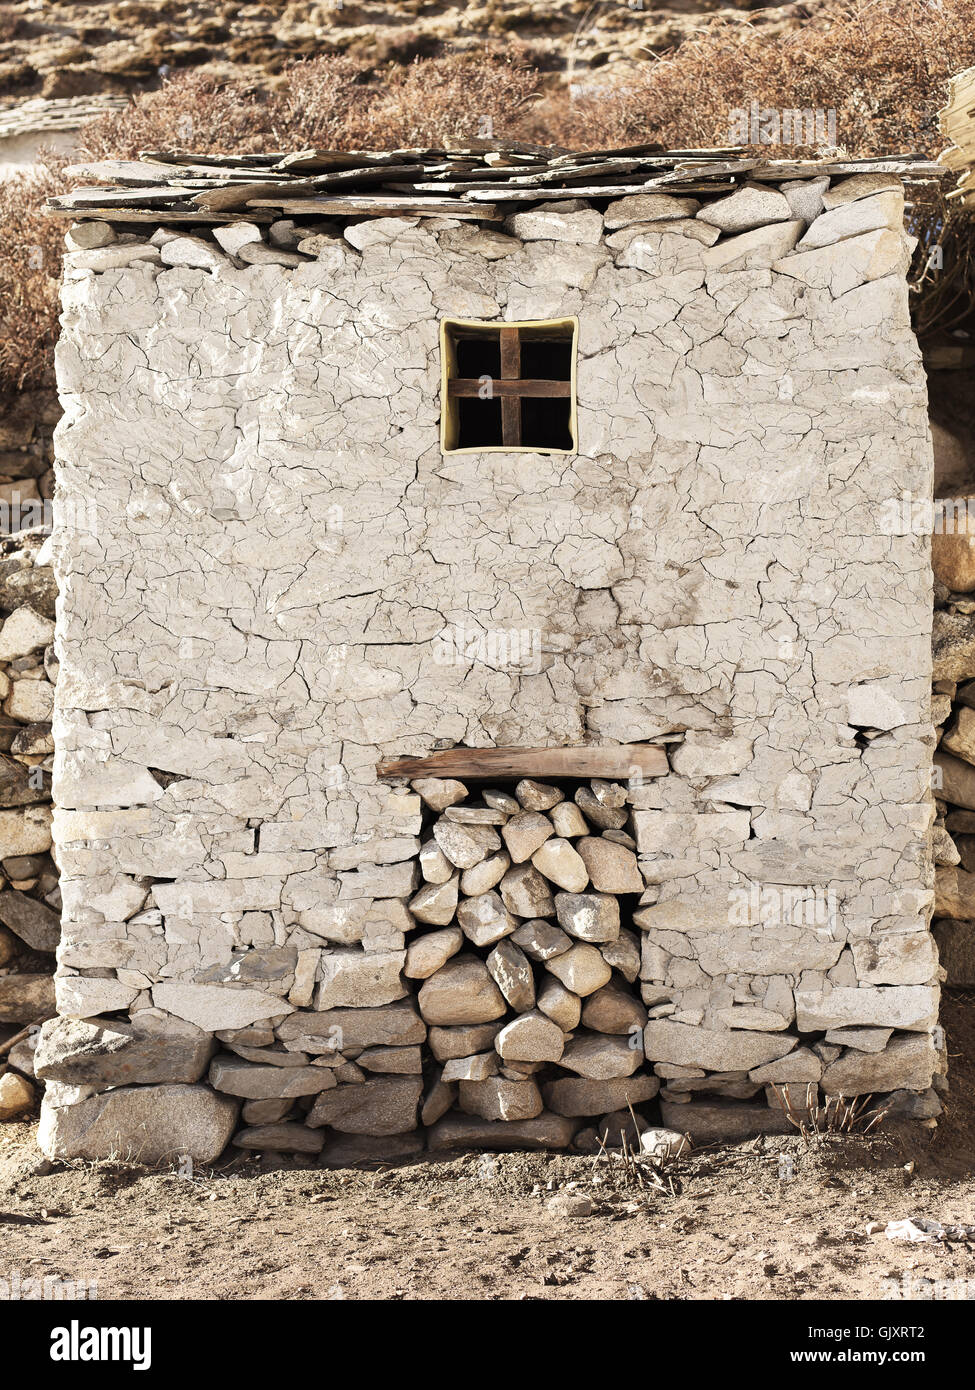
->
[446,325,572,448]
[499,325,522,447]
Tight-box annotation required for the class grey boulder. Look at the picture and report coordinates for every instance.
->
[34,1014,215,1087]
[38,1083,239,1164]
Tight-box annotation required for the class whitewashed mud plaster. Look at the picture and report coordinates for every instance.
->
[41,172,942,1161]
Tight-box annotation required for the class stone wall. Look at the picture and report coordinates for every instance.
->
[0,389,60,1123]
[39,172,941,1161]
[931,553,975,988]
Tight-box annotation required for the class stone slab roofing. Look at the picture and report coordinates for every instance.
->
[47,143,945,225]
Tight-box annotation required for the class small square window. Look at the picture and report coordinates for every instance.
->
[440,317,578,455]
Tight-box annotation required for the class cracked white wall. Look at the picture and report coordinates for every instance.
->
[44,179,940,1151]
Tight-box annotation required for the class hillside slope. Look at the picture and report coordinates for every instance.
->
[0,0,828,105]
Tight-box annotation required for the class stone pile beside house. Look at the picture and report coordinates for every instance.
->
[0,390,60,1123]
[929,548,975,985]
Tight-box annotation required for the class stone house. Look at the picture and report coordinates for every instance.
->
[34,144,945,1161]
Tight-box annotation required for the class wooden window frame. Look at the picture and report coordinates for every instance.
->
[439,316,579,456]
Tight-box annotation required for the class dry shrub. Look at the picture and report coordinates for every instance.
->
[79,70,281,160]
[64,2,975,166]
[78,50,542,159]
[542,0,975,155]
[0,157,69,393]
[345,48,542,147]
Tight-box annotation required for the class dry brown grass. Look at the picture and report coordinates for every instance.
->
[77,51,543,161]
[2,1,974,394]
[280,50,543,149]
[77,71,282,161]
[0,157,69,395]
[541,0,975,154]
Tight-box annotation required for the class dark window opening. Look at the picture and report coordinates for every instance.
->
[520,338,572,382]
[455,336,501,379]
[441,318,577,454]
[457,395,503,448]
[522,396,573,450]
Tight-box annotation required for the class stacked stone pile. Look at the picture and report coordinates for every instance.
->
[397,775,658,1150]
[931,581,975,986]
[199,774,662,1160]
[0,390,60,1123]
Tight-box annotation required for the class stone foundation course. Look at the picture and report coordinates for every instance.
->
[41,148,940,1161]
[36,766,943,1160]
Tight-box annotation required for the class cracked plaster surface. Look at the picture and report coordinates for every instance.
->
[47,184,939,1103]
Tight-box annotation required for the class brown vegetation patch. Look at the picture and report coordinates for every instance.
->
[0,158,68,394]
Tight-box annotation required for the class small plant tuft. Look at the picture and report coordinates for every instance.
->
[771,1082,892,1141]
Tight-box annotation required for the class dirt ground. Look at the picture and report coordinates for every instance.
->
[1,993,973,1303]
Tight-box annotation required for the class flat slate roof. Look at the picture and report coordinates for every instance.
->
[47,144,946,224]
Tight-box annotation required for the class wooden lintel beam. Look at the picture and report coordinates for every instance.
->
[376,745,669,781]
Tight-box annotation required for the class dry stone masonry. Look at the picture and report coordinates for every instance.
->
[37,145,942,1161]
[0,390,60,1124]
[929,564,975,991]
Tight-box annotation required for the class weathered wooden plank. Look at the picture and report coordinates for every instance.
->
[651,158,760,183]
[406,162,549,183]
[448,378,571,397]
[484,151,547,167]
[45,207,275,223]
[50,187,188,208]
[377,745,669,780]
[140,150,286,167]
[497,156,702,186]
[311,162,461,188]
[748,158,944,180]
[273,149,428,172]
[499,325,521,446]
[548,142,669,163]
[500,395,520,446]
[246,195,502,219]
[460,181,739,201]
[499,326,520,378]
[191,180,307,211]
